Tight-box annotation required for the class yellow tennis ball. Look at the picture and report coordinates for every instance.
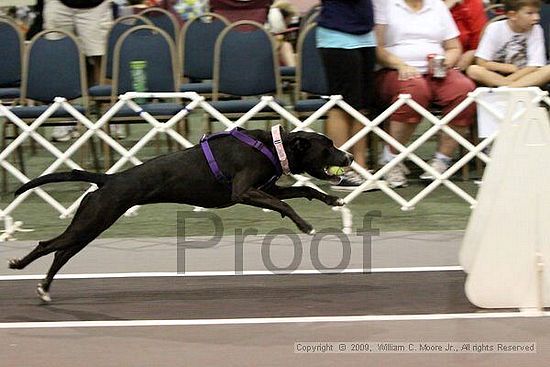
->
[328,166,345,176]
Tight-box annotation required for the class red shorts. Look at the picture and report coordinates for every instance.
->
[375,69,476,127]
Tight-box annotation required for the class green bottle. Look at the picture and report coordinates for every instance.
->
[130,60,147,104]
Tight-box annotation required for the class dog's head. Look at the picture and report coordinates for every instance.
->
[284,131,353,180]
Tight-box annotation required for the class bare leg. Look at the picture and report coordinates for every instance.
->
[387,120,417,154]
[437,125,468,157]
[279,41,296,67]
[326,108,368,167]
[508,64,550,87]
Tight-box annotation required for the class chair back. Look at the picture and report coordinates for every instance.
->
[213,20,281,98]
[141,7,180,41]
[101,15,152,83]
[112,25,178,97]
[0,17,23,87]
[22,30,87,103]
[295,23,328,97]
[179,12,229,81]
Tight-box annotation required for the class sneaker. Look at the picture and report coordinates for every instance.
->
[51,126,74,142]
[419,158,449,180]
[330,171,380,192]
[383,161,409,188]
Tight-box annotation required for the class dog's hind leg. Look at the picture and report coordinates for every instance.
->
[36,244,86,302]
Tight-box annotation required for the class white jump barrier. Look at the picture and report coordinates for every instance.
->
[460,89,550,311]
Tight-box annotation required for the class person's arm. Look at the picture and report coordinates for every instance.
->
[476,57,519,74]
[375,24,421,80]
[442,37,462,68]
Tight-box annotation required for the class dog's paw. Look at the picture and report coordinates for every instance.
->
[8,258,23,270]
[37,284,51,303]
[308,228,316,235]
[326,195,345,207]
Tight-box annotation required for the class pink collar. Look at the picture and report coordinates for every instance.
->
[271,125,291,175]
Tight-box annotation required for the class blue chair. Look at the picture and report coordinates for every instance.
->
[293,23,329,117]
[3,30,94,190]
[111,25,180,115]
[140,7,180,41]
[211,20,283,124]
[0,17,23,102]
[178,12,229,95]
[88,15,153,102]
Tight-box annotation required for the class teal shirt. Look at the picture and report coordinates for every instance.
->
[316,26,376,49]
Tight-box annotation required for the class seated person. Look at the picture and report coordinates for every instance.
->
[374,0,477,187]
[445,0,488,70]
[267,0,298,67]
[466,0,547,87]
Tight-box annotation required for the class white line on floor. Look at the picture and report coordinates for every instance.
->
[0,311,548,329]
[0,266,463,281]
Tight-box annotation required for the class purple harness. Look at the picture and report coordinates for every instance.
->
[200,128,282,187]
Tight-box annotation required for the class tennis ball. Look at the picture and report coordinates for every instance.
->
[328,166,345,176]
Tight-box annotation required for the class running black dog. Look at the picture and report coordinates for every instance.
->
[8,128,352,301]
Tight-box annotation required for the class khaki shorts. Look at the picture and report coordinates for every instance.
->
[44,0,113,57]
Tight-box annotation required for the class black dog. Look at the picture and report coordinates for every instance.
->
[8,128,352,301]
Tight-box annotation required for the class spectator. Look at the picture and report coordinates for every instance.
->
[317,0,378,192]
[44,0,114,141]
[267,0,298,67]
[374,0,477,187]
[445,0,488,70]
[466,0,547,87]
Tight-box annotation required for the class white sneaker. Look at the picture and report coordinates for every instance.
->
[384,161,409,188]
[419,158,449,180]
[51,126,74,142]
[330,171,380,192]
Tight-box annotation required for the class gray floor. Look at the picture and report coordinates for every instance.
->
[2,231,550,367]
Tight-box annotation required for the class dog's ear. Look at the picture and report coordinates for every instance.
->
[288,137,311,154]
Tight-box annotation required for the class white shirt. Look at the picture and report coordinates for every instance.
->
[475,20,546,67]
[374,0,459,73]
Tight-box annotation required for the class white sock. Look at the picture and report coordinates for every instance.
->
[381,145,397,163]
[434,152,452,166]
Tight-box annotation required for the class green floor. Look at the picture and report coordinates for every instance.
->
[0,112,481,241]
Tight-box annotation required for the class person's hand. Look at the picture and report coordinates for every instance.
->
[397,65,421,80]
[501,64,519,74]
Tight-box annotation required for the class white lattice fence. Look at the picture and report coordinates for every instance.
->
[1,87,549,239]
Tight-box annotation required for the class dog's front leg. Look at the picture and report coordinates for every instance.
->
[265,185,344,207]
[232,187,315,234]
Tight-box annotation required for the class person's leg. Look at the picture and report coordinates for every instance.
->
[421,69,476,178]
[43,0,75,33]
[279,41,296,67]
[74,1,113,86]
[319,48,368,167]
[508,64,550,87]
[376,70,431,153]
[375,70,431,186]
[466,64,509,87]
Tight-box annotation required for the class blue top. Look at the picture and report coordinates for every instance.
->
[317,26,376,49]
[317,0,374,35]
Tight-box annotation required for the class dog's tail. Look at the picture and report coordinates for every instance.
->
[15,170,109,196]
